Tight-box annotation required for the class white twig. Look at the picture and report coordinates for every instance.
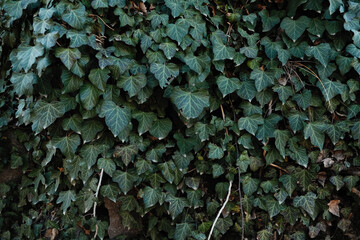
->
[207,180,233,240]
[93,168,104,218]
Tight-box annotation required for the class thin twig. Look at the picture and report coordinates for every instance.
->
[93,168,104,217]
[89,14,115,31]
[269,163,289,174]
[207,180,233,240]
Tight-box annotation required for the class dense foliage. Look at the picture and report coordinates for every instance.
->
[1,0,360,239]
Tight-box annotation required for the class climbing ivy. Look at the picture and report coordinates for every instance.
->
[1,0,360,239]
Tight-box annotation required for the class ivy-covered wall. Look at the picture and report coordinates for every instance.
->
[1,0,360,239]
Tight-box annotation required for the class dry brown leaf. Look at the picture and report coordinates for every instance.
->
[139,2,147,15]
[44,228,59,240]
[322,158,334,168]
[328,199,340,217]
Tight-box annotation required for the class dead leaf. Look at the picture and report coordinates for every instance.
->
[139,2,147,15]
[44,228,59,240]
[317,171,327,187]
[328,199,341,217]
[322,158,334,168]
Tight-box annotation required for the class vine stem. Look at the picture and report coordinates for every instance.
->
[207,180,233,240]
[93,168,104,218]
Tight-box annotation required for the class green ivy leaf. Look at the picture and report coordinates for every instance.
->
[62,4,87,29]
[150,62,179,88]
[208,143,224,159]
[273,85,293,104]
[13,44,44,72]
[238,114,264,135]
[216,76,241,97]
[293,192,317,215]
[113,171,136,194]
[91,0,108,9]
[250,68,275,92]
[330,176,345,191]
[56,190,76,214]
[133,111,157,135]
[274,130,291,158]
[159,42,177,60]
[165,195,189,219]
[317,78,345,102]
[174,223,191,240]
[55,47,81,70]
[100,184,119,202]
[11,72,37,97]
[118,74,147,97]
[242,176,260,196]
[99,101,131,137]
[149,118,172,140]
[280,16,310,42]
[304,122,325,150]
[305,43,331,67]
[267,198,281,218]
[114,144,138,166]
[88,68,110,92]
[164,0,184,18]
[170,87,209,119]
[194,122,216,142]
[212,40,235,61]
[143,186,162,208]
[279,174,297,196]
[31,100,66,134]
[53,135,81,157]
[166,20,189,45]
[97,158,116,177]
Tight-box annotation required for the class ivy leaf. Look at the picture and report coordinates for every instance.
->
[143,186,162,208]
[100,184,119,203]
[170,87,209,119]
[166,20,189,45]
[293,192,317,215]
[317,78,345,102]
[149,118,172,140]
[113,144,138,166]
[208,143,224,159]
[212,40,235,61]
[273,85,293,104]
[53,135,81,157]
[216,76,241,97]
[164,0,184,18]
[55,47,81,70]
[250,69,275,92]
[174,223,192,240]
[120,195,138,211]
[118,74,147,97]
[132,111,157,135]
[242,176,260,196]
[13,44,44,72]
[293,89,311,110]
[237,81,257,101]
[31,100,66,134]
[91,0,108,9]
[274,130,291,158]
[11,72,37,97]
[88,68,110,92]
[259,9,280,32]
[113,171,136,194]
[304,122,325,150]
[184,53,205,73]
[57,190,76,214]
[80,120,103,143]
[166,195,189,219]
[257,229,272,240]
[150,62,179,88]
[288,112,308,133]
[238,114,264,135]
[277,48,291,65]
[279,174,297,196]
[267,198,281,218]
[329,0,344,15]
[80,143,103,169]
[194,122,216,142]
[280,16,310,42]
[159,42,177,59]
[305,43,331,67]
[330,176,345,191]
[97,158,116,177]
[99,101,131,137]
[62,4,87,29]
[79,83,101,110]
